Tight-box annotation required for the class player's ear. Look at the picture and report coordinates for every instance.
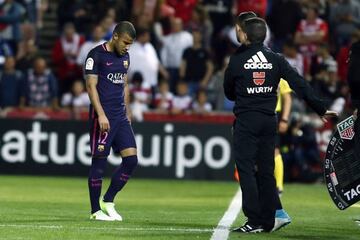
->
[243,32,248,41]
[113,33,119,40]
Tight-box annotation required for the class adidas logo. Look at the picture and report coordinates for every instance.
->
[244,51,273,69]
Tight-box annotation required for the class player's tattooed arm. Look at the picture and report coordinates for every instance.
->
[85,74,110,132]
[124,74,132,122]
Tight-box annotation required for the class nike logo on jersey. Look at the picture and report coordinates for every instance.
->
[106,62,113,66]
[244,51,273,69]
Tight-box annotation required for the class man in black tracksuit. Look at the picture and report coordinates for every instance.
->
[348,40,360,161]
[224,17,337,233]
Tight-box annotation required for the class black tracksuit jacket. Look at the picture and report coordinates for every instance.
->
[224,43,327,117]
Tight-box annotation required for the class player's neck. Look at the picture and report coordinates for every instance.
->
[105,41,115,52]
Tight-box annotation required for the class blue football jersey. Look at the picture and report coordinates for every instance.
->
[85,43,129,119]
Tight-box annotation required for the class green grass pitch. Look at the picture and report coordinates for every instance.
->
[0,175,359,240]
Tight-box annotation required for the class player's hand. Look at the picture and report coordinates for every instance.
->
[278,120,289,134]
[98,115,110,133]
[321,110,338,123]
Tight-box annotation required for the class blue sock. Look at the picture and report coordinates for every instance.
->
[103,155,138,202]
[88,157,107,214]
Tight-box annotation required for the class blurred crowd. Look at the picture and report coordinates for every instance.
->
[0,0,359,181]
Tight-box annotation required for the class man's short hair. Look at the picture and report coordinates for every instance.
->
[306,4,319,15]
[283,38,297,49]
[236,11,257,28]
[242,17,267,44]
[113,21,136,39]
[136,27,150,37]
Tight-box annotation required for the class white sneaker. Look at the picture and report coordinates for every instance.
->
[100,199,123,221]
[272,209,291,232]
[90,210,114,221]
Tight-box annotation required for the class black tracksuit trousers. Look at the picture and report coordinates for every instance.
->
[233,112,277,230]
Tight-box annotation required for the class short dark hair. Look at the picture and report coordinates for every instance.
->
[306,4,319,15]
[236,11,257,28]
[113,21,136,39]
[283,38,297,49]
[136,27,149,37]
[242,17,266,44]
[132,71,143,83]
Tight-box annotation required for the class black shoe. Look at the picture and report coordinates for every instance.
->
[232,222,264,233]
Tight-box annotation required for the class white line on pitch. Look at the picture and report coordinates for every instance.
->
[0,224,213,233]
[210,188,242,240]
[0,224,62,229]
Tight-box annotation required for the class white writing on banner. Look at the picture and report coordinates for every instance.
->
[0,122,231,179]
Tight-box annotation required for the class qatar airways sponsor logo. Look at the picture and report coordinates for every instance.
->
[244,51,273,69]
[107,72,126,84]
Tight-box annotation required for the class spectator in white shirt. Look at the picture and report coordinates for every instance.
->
[61,79,90,108]
[128,27,168,91]
[154,78,174,113]
[160,17,193,92]
[129,72,152,106]
[192,89,212,114]
[76,25,106,66]
[282,39,305,77]
[171,81,192,114]
[129,72,151,122]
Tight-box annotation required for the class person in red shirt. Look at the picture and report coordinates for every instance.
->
[166,0,198,24]
[294,5,329,69]
[52,22,85,93]
[236,0,267,18]
[337,31,360,82]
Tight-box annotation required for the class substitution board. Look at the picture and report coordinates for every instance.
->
[324,116,360,210]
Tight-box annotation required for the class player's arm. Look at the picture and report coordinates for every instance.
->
[124,74,131,122]
[86,74,110,132]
